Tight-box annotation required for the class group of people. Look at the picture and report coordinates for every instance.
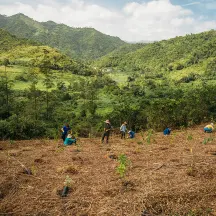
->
[61,123,76,145]
[163,123,214,136]
[101,120,135,144]
[61,120,135,145]
[61,121,214,145]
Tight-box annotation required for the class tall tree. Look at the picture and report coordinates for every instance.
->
[39,51,55,120]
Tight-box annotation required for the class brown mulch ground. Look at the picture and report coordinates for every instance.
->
[0,125,216,216]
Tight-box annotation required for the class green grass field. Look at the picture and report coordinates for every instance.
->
[0,65,86,91]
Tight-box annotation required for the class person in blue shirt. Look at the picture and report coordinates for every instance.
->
[120,121,127,139]
[64,134,76,145]
[128,130,135,138]
[163,127,171,135]
[61,123,71,141]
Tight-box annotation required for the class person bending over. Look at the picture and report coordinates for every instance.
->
[163,127,171,135]
[64,134,76,145]
[204,123,214,133]
[128,130,135,139]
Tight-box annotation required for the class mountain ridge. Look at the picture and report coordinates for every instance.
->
[94,29,216,75]
[0,13,126,60]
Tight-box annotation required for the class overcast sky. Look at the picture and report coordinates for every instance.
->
[0,0,216,42]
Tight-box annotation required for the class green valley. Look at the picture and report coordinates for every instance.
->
[0,24,216,140]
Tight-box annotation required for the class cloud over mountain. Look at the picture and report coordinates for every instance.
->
[0,0,215,41]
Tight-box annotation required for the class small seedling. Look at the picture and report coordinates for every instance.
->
[186,166,197,177]
[146,129,154,145]
[187,134,193,141]
[202,137,214,145]
[75,142,81,152]
[56,146,65,153]
[31,165,37,175]
[64,175,72,186]
[116,154,131,179]
[62,175,72,197]
[9,139,14,145]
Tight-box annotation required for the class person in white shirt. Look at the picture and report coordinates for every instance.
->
[120,121,127,139]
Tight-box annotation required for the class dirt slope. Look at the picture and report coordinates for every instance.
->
[0,125,216,216]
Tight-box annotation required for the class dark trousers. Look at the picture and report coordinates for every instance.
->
[101,131,110,143]
[121,131,125,139]
[62,133,67,141]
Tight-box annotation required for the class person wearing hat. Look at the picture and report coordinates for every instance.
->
[204,123,214,133]
[64,134,76,145]
[120,121,127,139]
[101,119,112,144]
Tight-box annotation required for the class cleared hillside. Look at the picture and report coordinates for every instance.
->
[0,126,216,215]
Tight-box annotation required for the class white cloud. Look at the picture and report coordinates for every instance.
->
[0,0,215,42]
[182,2,201,7]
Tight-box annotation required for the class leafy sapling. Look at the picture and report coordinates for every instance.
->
[146,129,154,145]
[202,136,214,145]
[116,154,131,179]
[187,134,193,141]
[61,175,72,197]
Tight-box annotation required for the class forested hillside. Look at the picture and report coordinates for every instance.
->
[0,13,126,59]
[0,27,216,140]
[0,28,96,75]
[0,28,39,51]
[95,30,216,74]
[0,28,115,139]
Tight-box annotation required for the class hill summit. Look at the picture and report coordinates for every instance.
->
[0,13,126,60]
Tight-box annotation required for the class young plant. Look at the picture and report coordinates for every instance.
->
[9,139,14,145]
[64,175,72,187]
[187,134,193,141]
[31,165,37,176]
[75,140,81,152]
[56,146,65,153]
[62,175,72,197]
[140,130,145,141]
[116,154,131,179]
[202,137,214,145]
[146,129,154,145]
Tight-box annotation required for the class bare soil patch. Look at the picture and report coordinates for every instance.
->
[0,125,216,215]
